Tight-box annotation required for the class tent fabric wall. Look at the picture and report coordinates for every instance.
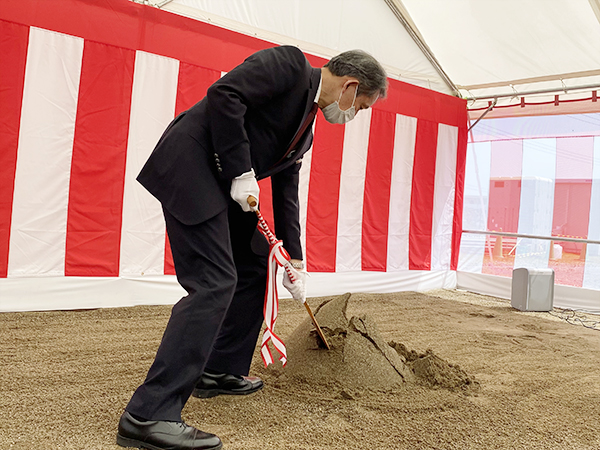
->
[0,0,467,312]
[457,271,600,314]
[459,112,600,313]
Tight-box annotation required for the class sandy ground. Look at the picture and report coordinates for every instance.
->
[1,289,599,450]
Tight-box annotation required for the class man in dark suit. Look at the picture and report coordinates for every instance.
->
[117,45,387,450]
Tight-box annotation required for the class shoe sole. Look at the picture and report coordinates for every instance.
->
[192,383,264,399]
[117,434,162,450]
[116,434,222,450]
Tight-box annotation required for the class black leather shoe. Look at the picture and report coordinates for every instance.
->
[192,372,264,398]
[116,411,222,450]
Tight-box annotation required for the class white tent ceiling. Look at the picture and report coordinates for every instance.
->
[403,0,600,113]
[403,0,600,88]
[152,0,600,115]
[159,0,450,92]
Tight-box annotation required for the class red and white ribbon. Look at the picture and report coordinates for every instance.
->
[255,211,296,367]
[260,239,289,367]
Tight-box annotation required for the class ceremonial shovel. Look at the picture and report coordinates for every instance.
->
[247,195,330,350]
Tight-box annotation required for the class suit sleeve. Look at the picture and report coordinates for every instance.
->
[271,160,303,260]
[206,46,308,181]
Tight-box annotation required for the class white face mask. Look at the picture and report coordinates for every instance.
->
[322,84,358,124]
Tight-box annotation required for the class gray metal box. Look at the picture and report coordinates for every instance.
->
[511,268,554,312]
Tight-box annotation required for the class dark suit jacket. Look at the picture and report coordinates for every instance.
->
[137,46,321,259]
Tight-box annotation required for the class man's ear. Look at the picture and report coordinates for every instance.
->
[342,79,359,91]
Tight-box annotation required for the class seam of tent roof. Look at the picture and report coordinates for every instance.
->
[150,0,453,92]
[590,0,600,25]
[383,0,460,97]
[459,70,600,91]
[465,82,600,102]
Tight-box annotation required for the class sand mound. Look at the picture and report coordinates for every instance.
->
[389,342,477,390]
[284,293,477,392]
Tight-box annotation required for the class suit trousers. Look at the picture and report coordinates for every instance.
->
[125,201,268,422]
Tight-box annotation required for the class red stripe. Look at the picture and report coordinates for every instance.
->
[361,110,395,271]
[175,63,221,115]
[65,41,134,276]
[165,236,175,276]
[549,137,594,287]
[409,120,438,270]
[0,20,29,278]
[552,137,594,240]
[450,125,468,270]
[487,140,523,235]
[165,63,221,275]
[305,115,345,272]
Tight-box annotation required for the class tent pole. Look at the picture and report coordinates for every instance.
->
[131,0,175,8]
[463,229,600,246]
[383,0,460,97]
[465,83,600,102]
[468,99,497,132]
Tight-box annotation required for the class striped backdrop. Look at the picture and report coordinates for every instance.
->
[0,1,467,294]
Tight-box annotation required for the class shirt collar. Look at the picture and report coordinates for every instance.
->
[314,71,322,105]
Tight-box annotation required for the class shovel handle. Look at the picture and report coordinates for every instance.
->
[304,302,331,350]
[247,193,330,350]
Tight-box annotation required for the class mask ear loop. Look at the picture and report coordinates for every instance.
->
[350,83,358,108]
[338,82,359,111]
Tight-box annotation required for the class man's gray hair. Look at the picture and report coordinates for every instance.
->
[325,50,388,98]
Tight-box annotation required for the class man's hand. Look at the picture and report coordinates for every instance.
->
[282,265,306,303]
[230,169,259,212]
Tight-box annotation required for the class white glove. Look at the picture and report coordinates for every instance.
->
[230,169,259,212]
[282,265,306,303]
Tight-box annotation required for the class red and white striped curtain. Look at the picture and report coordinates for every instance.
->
[0,0,467,309]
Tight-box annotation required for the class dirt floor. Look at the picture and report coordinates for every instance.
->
[1,289,599,450]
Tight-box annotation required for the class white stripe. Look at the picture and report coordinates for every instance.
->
[8,28,83,277]
[515,138,556,269]
[517,138,557,236]
[298,123,315,260]
[386,114,417,271]
[120,51,179,276]
[583,136,600,289]
[514,138,556,269]
[335,109,372,272]
[431,124,459,270]
[457,142,492,273]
